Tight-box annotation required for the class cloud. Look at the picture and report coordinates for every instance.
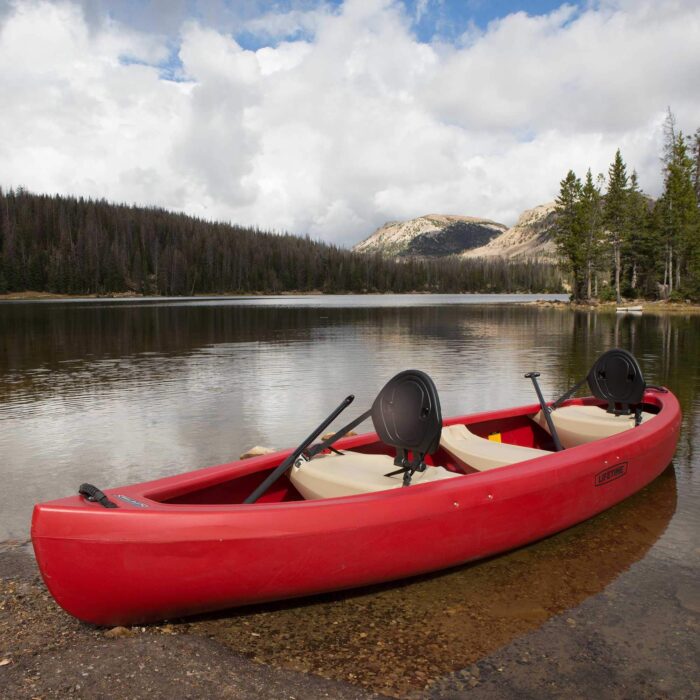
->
[1,0,699,246]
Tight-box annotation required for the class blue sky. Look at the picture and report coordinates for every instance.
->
[110,2,587,90]
[235,1,585,43]
[81,0,585,47]
[406,0,583,41]
[73,1,589,85]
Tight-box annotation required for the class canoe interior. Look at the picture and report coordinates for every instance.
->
[154,410,561,506]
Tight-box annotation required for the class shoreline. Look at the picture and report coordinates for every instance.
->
[523,298,700,314]
[2,529,697,699]
[0,290,698,313]
[0,290,564,301]
[0,542,374,699]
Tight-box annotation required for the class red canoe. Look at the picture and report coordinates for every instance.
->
[32,370,680,626]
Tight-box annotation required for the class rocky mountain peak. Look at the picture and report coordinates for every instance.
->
[462,203,559,261]
[353,214,507,258]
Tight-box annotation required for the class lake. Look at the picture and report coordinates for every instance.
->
[0,293,698,696]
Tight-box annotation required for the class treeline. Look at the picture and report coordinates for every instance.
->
[0,189,562,296]
[554,110,700,302]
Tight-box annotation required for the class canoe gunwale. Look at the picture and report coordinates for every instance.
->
[141,391,670,506]
[33,389,675,518]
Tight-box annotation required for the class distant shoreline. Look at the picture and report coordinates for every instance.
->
[2,291,697,312]
[524,299,700,314]
[0,290,564,301]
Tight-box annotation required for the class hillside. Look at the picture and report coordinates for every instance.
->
[463,203,559,261]
[353,215,506,257]
[0,189,562,296]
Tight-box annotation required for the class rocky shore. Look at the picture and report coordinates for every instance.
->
[0,542,377,700]
[2,512,697,700]
[525,298,700,314]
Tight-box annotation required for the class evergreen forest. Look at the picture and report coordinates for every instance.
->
[0,188,561,296]
[553,110,700,302]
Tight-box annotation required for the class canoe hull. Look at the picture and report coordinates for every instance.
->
[32,390,681,626]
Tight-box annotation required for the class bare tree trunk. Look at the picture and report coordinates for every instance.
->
[587,260,592,300]
[615,244,622,304]
[631,261,637,290]
[669,245,673,295]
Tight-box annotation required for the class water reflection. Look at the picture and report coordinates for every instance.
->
[190,467,677,696]
[0,300,697,539]
[0,296,697,694]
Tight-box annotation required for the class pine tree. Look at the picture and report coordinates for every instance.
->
[554,170,585,300]
[624,171,652,296]
[691,127,700,299]
[691,127,700,203]
[662,107,677,167]
[658,132,698,296]
[578,169,603,300]
[603,149,629,304]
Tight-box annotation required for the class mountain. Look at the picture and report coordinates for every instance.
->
[353,214,507,258]
[462,203,559,261]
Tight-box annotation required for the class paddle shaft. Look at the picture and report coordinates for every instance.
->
[305,408,372,459]
[243,394,355,504]
[551,375,588,410]
[525,372,564,452]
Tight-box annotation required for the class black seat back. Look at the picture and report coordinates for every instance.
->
[371,370,442,459]
[587,349,645,411]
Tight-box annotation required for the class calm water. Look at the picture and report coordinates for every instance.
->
[1,293,698,694]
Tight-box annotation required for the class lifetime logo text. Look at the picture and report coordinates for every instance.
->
[594,462,628,487]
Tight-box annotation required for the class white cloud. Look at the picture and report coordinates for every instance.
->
[1,0,699,245]
[243,6,331,41]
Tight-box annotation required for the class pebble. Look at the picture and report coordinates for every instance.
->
[104,626,133,639]
[675,584,700,613]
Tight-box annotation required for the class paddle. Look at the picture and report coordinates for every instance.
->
[243,394,355,504]
[525,372,564,452]
[304,408,372,459]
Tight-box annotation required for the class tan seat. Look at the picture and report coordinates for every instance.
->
[440,424,551,471]
[289,451,460,500]
[532,404,654,449]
